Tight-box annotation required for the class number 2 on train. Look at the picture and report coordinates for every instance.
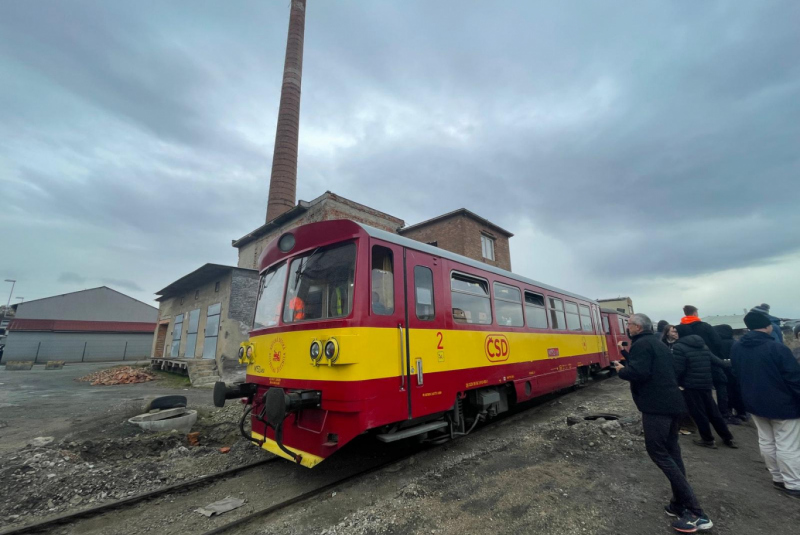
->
[436,331,444,350]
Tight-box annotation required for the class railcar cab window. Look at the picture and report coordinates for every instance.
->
[602,315,611,334]
[451,272,492,325]
[414,266,435,321]
[618,317,625,333]
[253,262,288,330]
[371,246,394,315]
[493,282,523,327]
[565,301,582,331]
[283,242,356,323]
[548,297,567,330]
[579,305,593,332]
[524,291,548,329]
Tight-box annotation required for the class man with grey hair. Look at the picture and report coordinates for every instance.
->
[614,313,713,532]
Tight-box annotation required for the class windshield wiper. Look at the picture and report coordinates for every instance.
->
[293,247,321,289]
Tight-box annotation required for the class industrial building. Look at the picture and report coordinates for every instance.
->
[1,287,157,364]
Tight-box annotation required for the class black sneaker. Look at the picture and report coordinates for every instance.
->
[783,488,800,499]
[724,439,739,449]
[693,439,717,449]
[665,503,685,517]
[773,481,786,489]
[672,512,713,532]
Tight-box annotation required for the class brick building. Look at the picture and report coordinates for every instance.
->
[234,191,405,270]
[398,208,513,271]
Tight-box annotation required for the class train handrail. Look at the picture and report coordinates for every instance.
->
[398,323,405,390]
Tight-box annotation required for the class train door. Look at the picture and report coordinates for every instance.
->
[370,240,410,422]
[593,305,609,367]
[403,249,449,419]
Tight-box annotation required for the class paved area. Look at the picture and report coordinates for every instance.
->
[0,362,215,451]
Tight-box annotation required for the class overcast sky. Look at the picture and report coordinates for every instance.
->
[1,1,798,323]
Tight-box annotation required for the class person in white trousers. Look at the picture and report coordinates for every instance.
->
[731,311,800,498]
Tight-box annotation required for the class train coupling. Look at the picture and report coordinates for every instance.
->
[213,381,257,408]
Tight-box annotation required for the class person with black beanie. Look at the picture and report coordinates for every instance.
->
[673,323,737,449]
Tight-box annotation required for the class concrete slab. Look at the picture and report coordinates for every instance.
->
[4,361,34,371]
[45,360,65,370]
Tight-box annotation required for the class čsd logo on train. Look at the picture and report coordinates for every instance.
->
[485,334,510,362]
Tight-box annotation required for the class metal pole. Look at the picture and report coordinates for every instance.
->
[34,341,41,364]
[122,341,128,361]
[81,341,87,362]
[4,280,15,310]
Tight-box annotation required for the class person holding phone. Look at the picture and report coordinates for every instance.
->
[614,314,713,532]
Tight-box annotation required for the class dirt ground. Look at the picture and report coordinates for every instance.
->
[264,378,800,535]
[2,367,799,534]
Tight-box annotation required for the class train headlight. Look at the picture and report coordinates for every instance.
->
[324,339,339,362]
[310,341,321,362]
[246,346,254,360]
[237,346,246,364]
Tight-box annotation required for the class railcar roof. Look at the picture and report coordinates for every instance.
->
[356,222,597,305]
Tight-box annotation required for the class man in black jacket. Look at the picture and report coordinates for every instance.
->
[679,306,723,358]
[615,313,712,532]
[714,324,748,423]
[673,325,736,449]
[731,312,800,498]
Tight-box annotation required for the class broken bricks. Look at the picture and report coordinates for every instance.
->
[187,432,200,446]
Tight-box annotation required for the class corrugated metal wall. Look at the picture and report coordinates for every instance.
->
[1,332,154,363]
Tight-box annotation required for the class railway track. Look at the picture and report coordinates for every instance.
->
[2,374,612,535]
[0,458,279,535]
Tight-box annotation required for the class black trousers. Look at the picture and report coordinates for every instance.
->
[714,382,730,418]
[724,369,748,417]
[642,413,703,516]
[683,389,734,443]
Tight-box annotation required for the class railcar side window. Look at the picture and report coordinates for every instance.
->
[565,301,582,331]
[579,305,593,332]
[283,242,357,323]
[451,272,492,325]
[548,297,567,330]
[602,315,610,334]
[524,291,548,329]
[618,317,625,333]
[253,262,288,329]
[414,266,435,321]
[493,282,523,327]
[371,246,395,315]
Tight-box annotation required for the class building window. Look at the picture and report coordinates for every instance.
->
[371,246,394,315]
[451,272,492,325]
[481,235,495,261]
[579,305,593,332]
[202,303,221,359]
[414,266,435,321]
[426,241,438,247]
[493,282,523,327]
[565,301,582,331]
[524,291,548,329]
[548,297,566,330]
[170,314,184,358]
[215,281,220,293]
[185,309,200,357]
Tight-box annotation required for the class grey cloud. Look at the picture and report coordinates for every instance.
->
[57,272,87,284]
[0,0,798,307]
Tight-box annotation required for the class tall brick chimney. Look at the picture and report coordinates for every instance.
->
[266,0,306,222]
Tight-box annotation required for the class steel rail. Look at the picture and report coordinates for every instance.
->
[201,374,612,535]
[0,458,279,535]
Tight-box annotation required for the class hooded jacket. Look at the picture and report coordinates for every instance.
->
[713,324,735,359]
[731,331,800,420]
[618,332,686,415]
[679,316,724,357]
[672,334,728,390]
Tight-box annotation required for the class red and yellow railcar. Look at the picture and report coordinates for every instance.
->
[215,220,614,467]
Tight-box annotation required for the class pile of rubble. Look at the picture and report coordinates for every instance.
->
[77,366,156,386]
[0,403,263,527]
